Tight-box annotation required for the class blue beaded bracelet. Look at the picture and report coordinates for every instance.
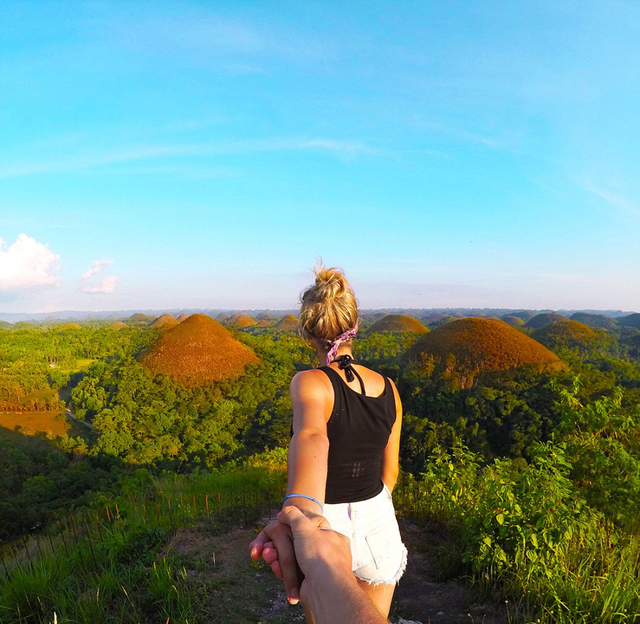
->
[282,493,323,514]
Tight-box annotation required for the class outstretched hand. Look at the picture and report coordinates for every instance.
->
[249,509,332,605]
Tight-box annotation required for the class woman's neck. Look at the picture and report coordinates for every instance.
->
[316,345,353,366]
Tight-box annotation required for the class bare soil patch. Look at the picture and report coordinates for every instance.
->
[162,518,510,624]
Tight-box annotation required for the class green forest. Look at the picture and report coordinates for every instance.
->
[1,311,640,623]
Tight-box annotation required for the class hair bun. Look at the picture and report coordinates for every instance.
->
[299,263,358,343]
[314,266,347,302]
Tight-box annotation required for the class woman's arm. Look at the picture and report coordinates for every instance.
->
[249,369,333,605]
[381,378,403,493]
[285,369,333,516]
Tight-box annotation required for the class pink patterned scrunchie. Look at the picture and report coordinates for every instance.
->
[325,322,359,366]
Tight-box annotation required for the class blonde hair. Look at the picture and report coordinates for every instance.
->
[299,264,358,344]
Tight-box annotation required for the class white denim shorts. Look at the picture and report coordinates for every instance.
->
[322,484,407,585]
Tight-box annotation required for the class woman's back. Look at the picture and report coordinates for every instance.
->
[320,363,396,504]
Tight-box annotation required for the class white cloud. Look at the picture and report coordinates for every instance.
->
[80,259,117,294]
[0,234,60,292]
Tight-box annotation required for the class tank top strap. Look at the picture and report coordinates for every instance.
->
[318,365,343,390]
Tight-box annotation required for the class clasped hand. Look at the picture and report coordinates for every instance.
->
[249,506,351,606]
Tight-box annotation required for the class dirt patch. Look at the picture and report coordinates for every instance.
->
[392,520,509,624]
[164,519,511,624]
[165,524,303,623]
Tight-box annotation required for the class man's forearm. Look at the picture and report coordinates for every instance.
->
[303,569,388,624]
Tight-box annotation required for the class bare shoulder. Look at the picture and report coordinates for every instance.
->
[290,368,333,397]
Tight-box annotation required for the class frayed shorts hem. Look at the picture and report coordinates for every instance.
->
[323,484,408,586]
[354,544,408,586]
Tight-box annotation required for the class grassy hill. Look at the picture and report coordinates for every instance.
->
[500,315,525,327]
[230,313,257,329]
[140,314,260,386]
[274,314,298,331]
[367,313,429,334]
[569,312,618,330]
[405,317,565,387]
[532,320,598,349]
[149,313,179,330]
[619,313,640,330]
[525,312,570,329]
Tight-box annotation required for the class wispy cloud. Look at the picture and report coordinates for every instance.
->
[0,138,382,179]
[80,259,117,294]
[583,182,640,218]
[107,13,336,65]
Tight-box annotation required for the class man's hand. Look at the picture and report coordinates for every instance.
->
[276,506,353,592]
[251,507,389,624]
[250,510,331,604]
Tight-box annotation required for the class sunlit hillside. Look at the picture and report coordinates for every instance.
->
[140,314,260,386]
[405,317,566,386]
[368,313,429,334]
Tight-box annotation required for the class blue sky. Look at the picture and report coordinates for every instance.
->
[1,0,639,313]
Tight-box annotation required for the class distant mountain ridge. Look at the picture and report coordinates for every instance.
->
[2,307,635,323]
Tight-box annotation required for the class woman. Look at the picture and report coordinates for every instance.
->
[251,265,406,621]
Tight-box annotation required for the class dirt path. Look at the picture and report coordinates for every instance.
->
[391,520,509,624]
[163,518,510,624]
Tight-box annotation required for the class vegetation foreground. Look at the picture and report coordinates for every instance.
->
[1,311,640,623]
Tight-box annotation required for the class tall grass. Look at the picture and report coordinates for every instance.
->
[394,443,640,624]
[0,467,286,624]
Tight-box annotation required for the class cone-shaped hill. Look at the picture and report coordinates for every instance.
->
[510,310,537,322]
[569,312,617,330]
[368,314,429,334]
[109,321,128,331]
[128,313,152,323]
[275,314,298,331]
[256,320,272,327]
[619,313,640,330]
[257,312,276,321]
[404,318,565,387]
[230,313,256,329]
[500,315,525,327]
[59,323,82,331]
[525,312,570,330]
[177,313,189,322]
[140,314,260,386]
[150,313,180,330]
[533,320,597,349]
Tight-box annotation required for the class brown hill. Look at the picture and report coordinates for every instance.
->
[500,315,525,327]
[510,310,537,322]
[368,314,429,334]
[177,314,190,322]
[109,321,128,331]
[257,312,277,321]
[404,318,565,387]
[230,313,256,329]
[256,320,272,327]
[275,315,298,331]
[533,320,597,349]
[150,313,179,330]
[140,314,260,387]
[128,313,151,322]
[525,312,570,330]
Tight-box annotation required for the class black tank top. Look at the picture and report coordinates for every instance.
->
[320,366,397,504]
